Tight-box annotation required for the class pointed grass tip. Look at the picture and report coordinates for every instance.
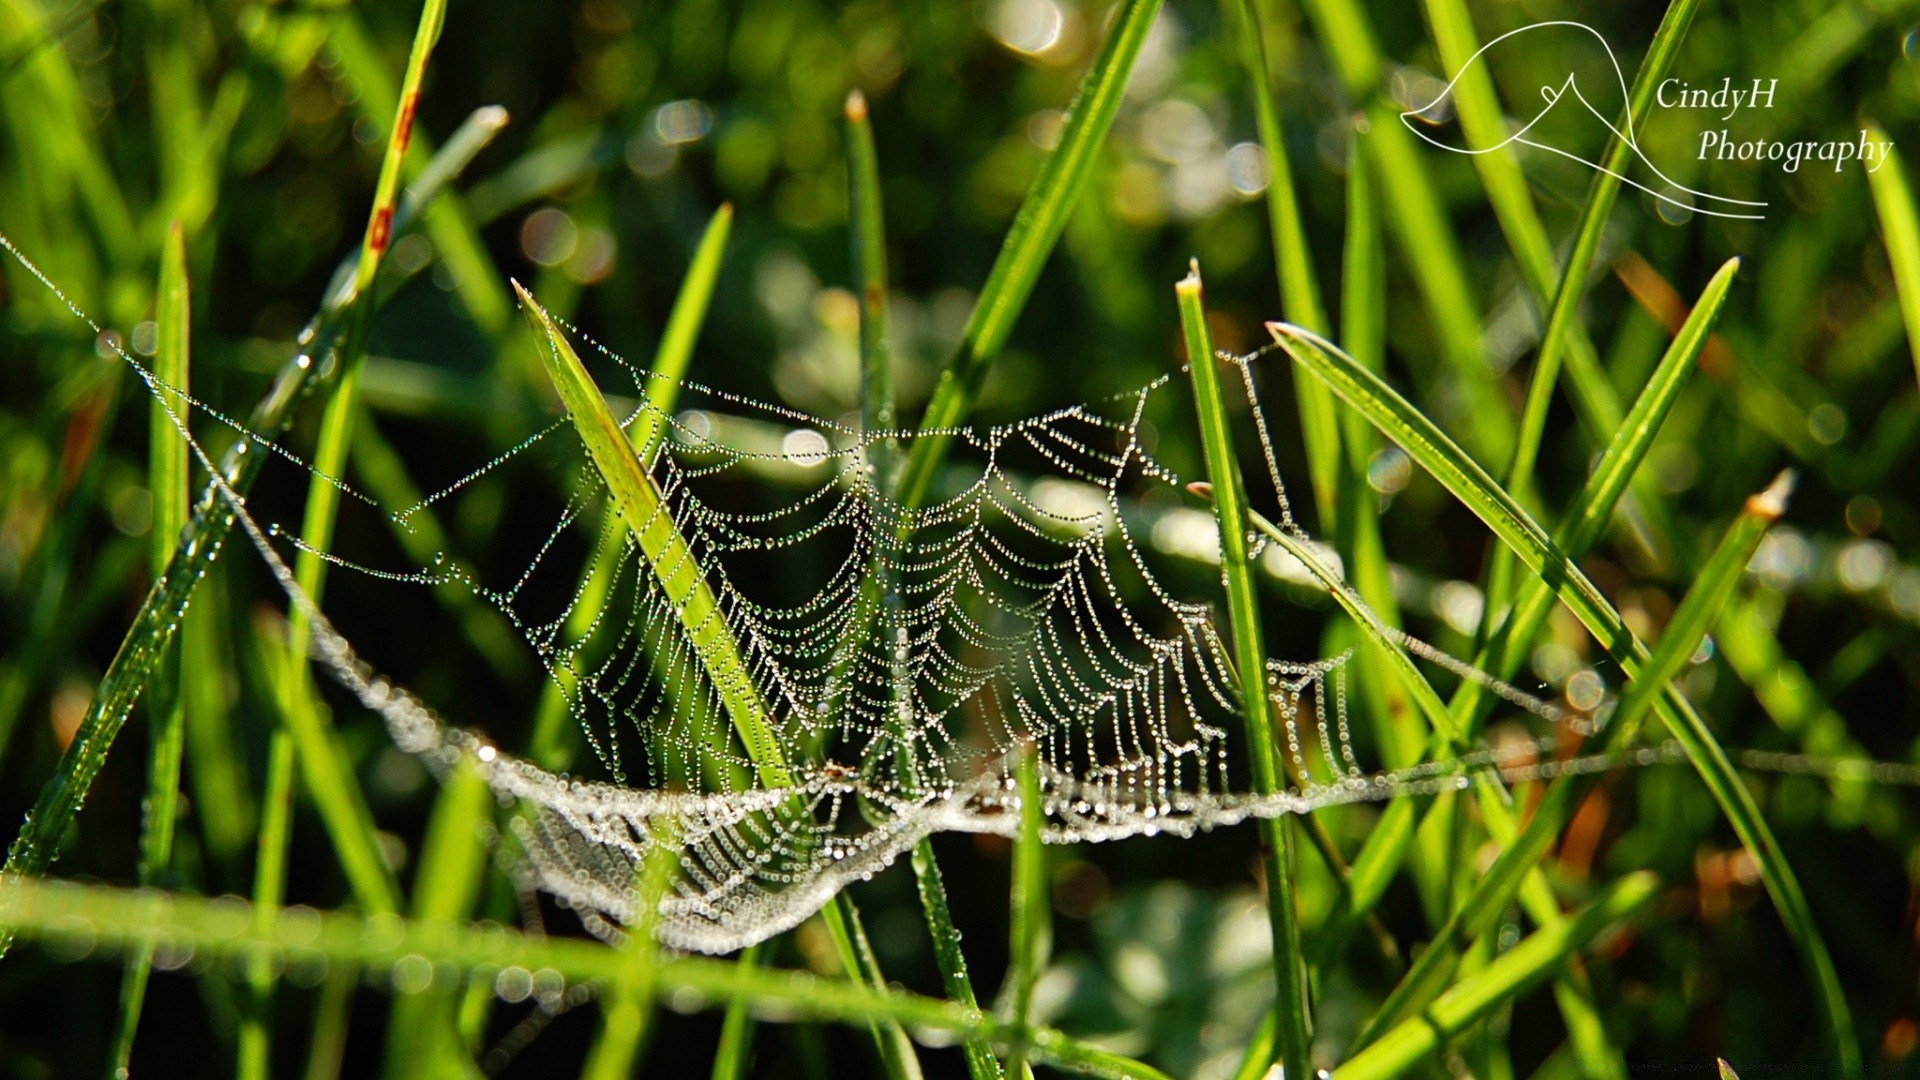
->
[1746,469,1795,522]
[1185,481,1214,501]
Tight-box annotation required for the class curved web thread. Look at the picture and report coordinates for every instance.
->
[10,233,1920,955]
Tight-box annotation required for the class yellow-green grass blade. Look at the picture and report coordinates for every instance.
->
[896,0,1163,510]
[1229,0,1338,531]
[524,203,734,771]
[0,25,488,953]
[581,820,679,1080]
[518,282,785,786]
[1458,257,1743,734]
[0,877,1172,1080]
[846,88,1001,1080]
[1866,122,1920,394]
[382,764,493,1080]
[1179,266,1312,1080]
[709,941,768,1080]
[1005,745,1051,1076]
[521,281,922,1076]
[110,221,193,1074]
[329,11,511,336]
[1280,324,1857,1073]
[1349,473,1789,1054]
[1333,873,1660,1080]
[276,0,450,921]
[238,728,296,1080]
[258,8,447,1070]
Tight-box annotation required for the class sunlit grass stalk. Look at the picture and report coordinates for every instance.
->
[0,64,491,957]
[1346,471,1789,1056]
[1314,258,1740,969]
[1333,873,1660,1080]
[581,820,677,1080]
[110,220,192,1074]
[1228,0,1337,529]
[1005,745,1050,1077]
[328,9,509,336]
[848,86,1003,1080]
[255,4,446,1068]
[238,729,296,1080]
[896,0,1163,510]
[1499,0,1706,497]
[1177,265,1312,1080]
[382,765,492,1079]
[1279,323,1857,1073]
[0,876,1172,1080]
[709,941,767,1080]
[523,202,734,770]
[270,0,452,921]
[521,284,924,1080]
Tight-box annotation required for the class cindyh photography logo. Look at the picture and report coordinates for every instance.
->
[1398,21,1898,221]
[1668,79,1895,175]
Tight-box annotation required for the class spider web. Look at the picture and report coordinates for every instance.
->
[9,237,1915,956]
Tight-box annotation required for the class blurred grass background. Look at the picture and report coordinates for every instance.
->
[2,0,1920,1076]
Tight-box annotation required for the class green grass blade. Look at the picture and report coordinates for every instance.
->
[382,764,492,1079]
[239,729,296,1080]
[328,9,509,335]
[1281,327,1858,1071]
[275,0,450,920]
[1229,0,1339,531]
[582,821,678,1080]
[847,88,1000,1080]
[1323,256,1742,948]
[521,280,921,1077]
[518,282,783,785]
[709,941,767,1080]
[1334,872,1660,1080]
[0,40,494,951]
[895,0,1163,510]
[524,203,734,770]
[1179,266,1312,1080]
[257,8,447,1066]
[1866,122,1920,394]
[1500,0,1708,496]
[1458,257,1742,732]
[0,877,1172,1080]
[1350,477,1784,1053]
[110,220,193,1074]
[1006,744,1050,1076]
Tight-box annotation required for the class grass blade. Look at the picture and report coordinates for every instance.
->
[110,220,193,1073]
[381,764,492,1079]
[1179,265,1312,1080]
[581,820,678,1080]
[1334,872,1660,1080]
[848,87,1002,1080]
[709,941,767,1080]
[0,877,1173,1080]
[524,203,734,771]
[1229,0,1339,530]
[1458,257,1743,733]
[1501,0,1708,496]
[1866,122,1920,394]
[1348,473,1786,1053]
[519,283,923,1079]
[239,729,296,1080]
[1282,321,1857,1073]
[518,283,782,784]
[895,0,1164,510]
[1005,744,1050,1077]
